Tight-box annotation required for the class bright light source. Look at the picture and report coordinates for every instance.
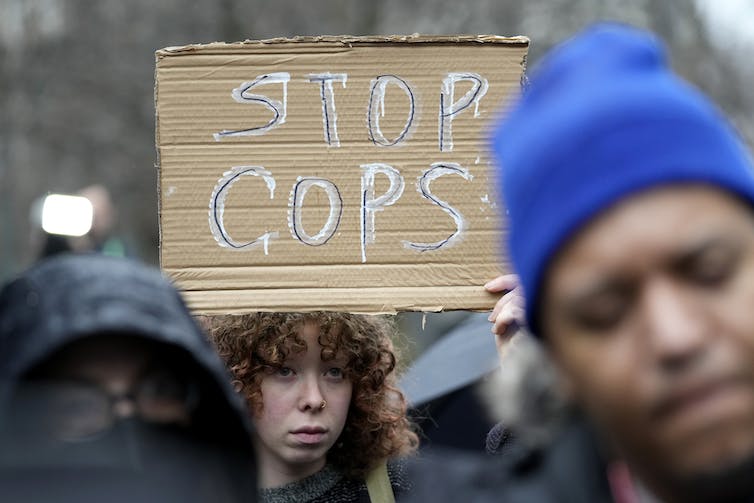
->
[41,194,94,237]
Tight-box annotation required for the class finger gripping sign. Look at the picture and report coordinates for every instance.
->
[155,34,528,314]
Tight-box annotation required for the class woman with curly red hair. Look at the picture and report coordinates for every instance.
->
[205,312,418,502]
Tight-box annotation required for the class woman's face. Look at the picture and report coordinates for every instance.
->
[252,321,352,487]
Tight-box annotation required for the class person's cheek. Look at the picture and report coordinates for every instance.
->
[564,334,644,425]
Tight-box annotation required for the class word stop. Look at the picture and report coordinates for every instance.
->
[213,71,488,152]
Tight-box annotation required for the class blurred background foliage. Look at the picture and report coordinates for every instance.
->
[1,0,752,284]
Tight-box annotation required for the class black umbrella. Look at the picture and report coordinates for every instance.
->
[399,312,503,407]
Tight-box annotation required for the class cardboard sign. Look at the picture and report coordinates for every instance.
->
[155,35,528,314]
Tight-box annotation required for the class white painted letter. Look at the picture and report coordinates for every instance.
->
[308,73,347,147]
[403,162,472,251]
[209,166,278,254]
[367,75,415,147]
[360,163,405,262]
[214,72,291,140]
[438,72,488,152]
[288,177,343,246]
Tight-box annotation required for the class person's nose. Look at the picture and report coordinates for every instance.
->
[642,278,708,372]
[105,377,138,418]
[298,374,325,412]
[112,394,137,418]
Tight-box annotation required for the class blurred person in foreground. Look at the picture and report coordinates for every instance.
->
[205,313,418,502]
[408,22,754,503]
[493,22,754,503]
[0,254,256,502]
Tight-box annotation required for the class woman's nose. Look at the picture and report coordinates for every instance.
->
[298,375,325,412]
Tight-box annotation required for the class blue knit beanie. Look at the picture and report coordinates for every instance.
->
[492,23,754,337]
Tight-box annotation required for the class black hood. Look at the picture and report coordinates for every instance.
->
[0,254,256,501]
[1,254,223,380]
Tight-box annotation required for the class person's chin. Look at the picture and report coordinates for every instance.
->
[284,443,330,465]
[669,450,754,502]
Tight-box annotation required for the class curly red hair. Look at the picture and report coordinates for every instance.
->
[204,312,418,477]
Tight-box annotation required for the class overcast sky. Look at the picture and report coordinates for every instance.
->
[695,0,754,53]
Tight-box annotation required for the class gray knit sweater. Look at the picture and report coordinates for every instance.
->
[258,462,409,503]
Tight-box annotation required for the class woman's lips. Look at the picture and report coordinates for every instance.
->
[291,426,327,445]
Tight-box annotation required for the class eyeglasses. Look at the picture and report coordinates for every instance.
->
[11,368,200,442]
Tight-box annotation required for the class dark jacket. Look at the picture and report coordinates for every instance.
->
[401,416,614,502]
[0,253,256,502]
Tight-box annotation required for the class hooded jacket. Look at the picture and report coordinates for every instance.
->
[0,253,256,502]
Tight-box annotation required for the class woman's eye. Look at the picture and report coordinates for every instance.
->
[277,367,294,377]
[326,367,343,379]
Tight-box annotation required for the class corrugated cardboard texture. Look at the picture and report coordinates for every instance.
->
[155,35,528,314]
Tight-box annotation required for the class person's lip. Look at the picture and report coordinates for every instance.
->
[652,376,748,422]
[290,426,328,445]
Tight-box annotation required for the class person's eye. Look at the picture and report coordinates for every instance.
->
[570,294,629,333]
[325,367,344,379]
[687,249,738,287]
[139,369,190,403]
[277,366,294,377]
[54,392,103,418]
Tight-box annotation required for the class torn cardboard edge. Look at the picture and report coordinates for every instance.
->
[177,285,501,315]
[156,33,530,57]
